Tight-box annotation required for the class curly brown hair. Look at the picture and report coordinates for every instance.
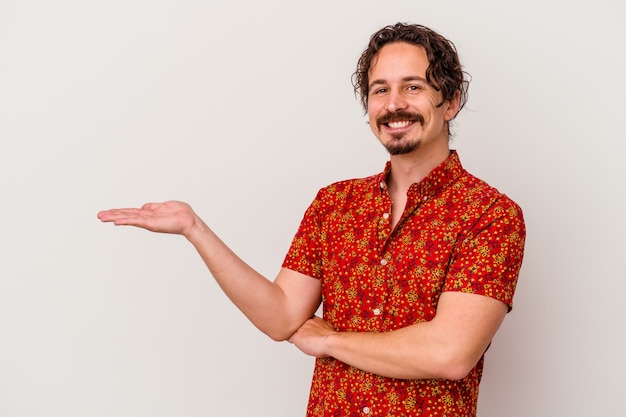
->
[352,22,469,115]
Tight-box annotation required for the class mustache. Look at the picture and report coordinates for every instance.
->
[376,111,425,127]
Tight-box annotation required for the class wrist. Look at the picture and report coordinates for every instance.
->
[323,330,341,358]
[185,215,211,244]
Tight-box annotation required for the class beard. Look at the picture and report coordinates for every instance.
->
[376,110,425,155]
[384,134,421,155]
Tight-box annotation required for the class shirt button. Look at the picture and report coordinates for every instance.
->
[363,406,371,414]
[382,212,390,219]
[380,259,388,266]
[373,308,381,316]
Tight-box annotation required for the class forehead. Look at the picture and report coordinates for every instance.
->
[368,42,429,84]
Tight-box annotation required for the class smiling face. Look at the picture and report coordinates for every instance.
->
[367,42,460,156]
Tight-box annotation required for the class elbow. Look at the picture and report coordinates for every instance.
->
[437,361,474,381]
[267,330,290,342]
[429,348,480,381]
[249,312,302,342]
[263,323,300,342]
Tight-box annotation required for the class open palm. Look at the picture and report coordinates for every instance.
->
[97,200,197,236]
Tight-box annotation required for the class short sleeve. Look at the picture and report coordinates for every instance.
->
[282,189,324,280]
[443,197,526,310]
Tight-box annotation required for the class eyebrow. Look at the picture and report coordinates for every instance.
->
[369,76,428,90]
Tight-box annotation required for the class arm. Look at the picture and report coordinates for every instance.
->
[289,291,507,380]
[98,201,321,341]
[288,189,525,380]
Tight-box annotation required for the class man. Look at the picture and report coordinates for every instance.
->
[98,22,525,416]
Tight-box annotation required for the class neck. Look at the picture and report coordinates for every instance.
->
[387,146,450,195]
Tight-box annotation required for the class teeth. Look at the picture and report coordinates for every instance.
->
[388,121,411,129]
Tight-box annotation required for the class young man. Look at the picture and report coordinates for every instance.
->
[98,23,526,417]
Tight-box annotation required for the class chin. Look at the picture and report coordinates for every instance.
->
[384,139,421,155]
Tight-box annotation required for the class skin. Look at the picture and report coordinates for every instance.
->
[366,42,462,226]
[98,41,507,381]
[287,42,507,380]
[98,201,322,342]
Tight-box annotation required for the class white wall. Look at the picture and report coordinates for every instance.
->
[1,1,624,416]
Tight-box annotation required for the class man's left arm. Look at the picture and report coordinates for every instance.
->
[289,195,525,380]
[289,291,507,381]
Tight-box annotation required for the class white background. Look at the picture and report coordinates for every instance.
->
[1,0,625,416]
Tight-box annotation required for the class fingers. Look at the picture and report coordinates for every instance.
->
[96,206,151,224]
[97,210,136,225]
[97,202,161,220]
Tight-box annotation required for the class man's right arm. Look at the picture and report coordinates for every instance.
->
[98,200,322,341]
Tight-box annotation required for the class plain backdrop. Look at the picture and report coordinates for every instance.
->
[1,0,625,416]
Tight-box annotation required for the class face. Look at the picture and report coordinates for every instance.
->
[367,42,460,156]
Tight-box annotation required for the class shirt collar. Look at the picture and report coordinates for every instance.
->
[377,150,464,199]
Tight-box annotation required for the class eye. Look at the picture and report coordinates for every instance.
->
[371,87,387,95]
[407,85,421,92]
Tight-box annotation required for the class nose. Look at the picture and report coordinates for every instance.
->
[385,90,408,113]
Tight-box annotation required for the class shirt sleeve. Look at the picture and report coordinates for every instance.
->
[443,196,526,310]
[282,189,324,280]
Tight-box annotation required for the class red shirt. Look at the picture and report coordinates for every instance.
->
[283,151,526,417]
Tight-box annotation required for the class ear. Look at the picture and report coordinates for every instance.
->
[444,90,461,121]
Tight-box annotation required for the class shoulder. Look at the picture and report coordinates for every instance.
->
[458,170,523,214]
[453,171,526,244]
[315,172,381,203]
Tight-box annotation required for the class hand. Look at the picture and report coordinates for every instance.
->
[97,201,199,237]
[288,316,336,358]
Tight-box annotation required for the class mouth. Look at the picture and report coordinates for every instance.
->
[377,112,424,132]
[385,120,415,130]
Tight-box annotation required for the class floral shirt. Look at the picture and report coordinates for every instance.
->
[283,151,526,417]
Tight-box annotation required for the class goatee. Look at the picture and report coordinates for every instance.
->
[385,135,421,155]
[377,110,425,155]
